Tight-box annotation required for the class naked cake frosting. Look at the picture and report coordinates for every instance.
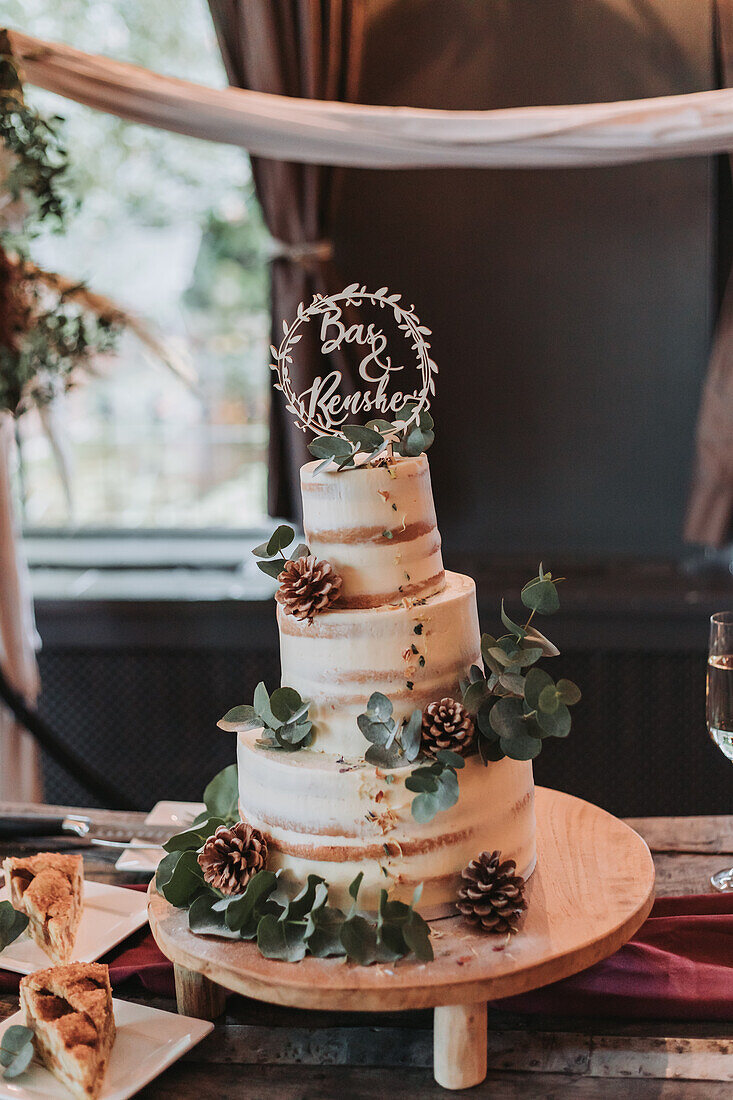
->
[238,452,537,916]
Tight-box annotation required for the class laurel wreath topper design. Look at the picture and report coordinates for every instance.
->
[270,284,438,436]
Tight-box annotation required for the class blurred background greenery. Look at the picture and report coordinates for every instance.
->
[4,0,271,528]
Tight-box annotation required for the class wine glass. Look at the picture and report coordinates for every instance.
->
[706,611,733,891]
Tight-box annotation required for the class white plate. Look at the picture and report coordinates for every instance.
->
[115,802,205,875]
[0,881,148,976]
[0,998,213,1099]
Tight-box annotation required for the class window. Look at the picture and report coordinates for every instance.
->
[9,0,271,530]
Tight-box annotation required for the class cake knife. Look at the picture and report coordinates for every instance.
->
[0,814,177,848]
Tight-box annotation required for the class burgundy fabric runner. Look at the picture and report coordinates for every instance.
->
[1,891,731,1017]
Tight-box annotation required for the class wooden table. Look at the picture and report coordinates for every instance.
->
[1,802,732,1098]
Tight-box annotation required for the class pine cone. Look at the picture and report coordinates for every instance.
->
[456,850,527,934]
[276,554,342,621]
[422,697,475,756]
[197,822,268,896]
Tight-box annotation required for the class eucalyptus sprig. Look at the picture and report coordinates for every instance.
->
[156,828,433,965]
[0,1025,34,1081]
[356,692,422,768]
[218,682,314,752]
[406,750,465,824]
[308,400,435,474]
[252,525,309,580]
[0,900,28,952]
[461,565,581,763]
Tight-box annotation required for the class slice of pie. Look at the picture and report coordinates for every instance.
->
[19,962,116,1100]
[2,853,83,964]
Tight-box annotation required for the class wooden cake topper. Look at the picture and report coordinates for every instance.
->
[270,284,438,436]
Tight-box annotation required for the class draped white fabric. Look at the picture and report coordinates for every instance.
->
[10,29,733,168]
[0,415,42,802]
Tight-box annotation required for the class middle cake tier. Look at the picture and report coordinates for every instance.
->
[278,570,481,759]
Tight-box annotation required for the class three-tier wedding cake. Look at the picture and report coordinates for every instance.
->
[237,451,536,916]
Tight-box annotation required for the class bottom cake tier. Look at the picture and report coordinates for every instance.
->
[237,731,537,917]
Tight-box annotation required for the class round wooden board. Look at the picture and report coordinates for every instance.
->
[148,787,655,1014]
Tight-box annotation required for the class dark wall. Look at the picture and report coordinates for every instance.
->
[333,0,715,556]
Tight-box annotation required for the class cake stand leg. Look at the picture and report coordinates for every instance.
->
[173,963,226,1019]
[433,1001,487,1090]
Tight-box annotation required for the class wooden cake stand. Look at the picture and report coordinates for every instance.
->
[148,787,655,1091]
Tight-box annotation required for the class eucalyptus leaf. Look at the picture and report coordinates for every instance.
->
[366,692,393,722]
[435,749,466,770]
[515,645,544,667]
[521,575,560,614]
[342,424,384,450]
[203,764,239,822]
[536,702,572,738]
[499,671,526,695]
[403,910,434,961]
[538,684,560,714]
[276,720,313,748]
[463,678,490,714]
[188,893,242,939]
[500,600,527,639]
[253,682,278,729]
[225,870,280,935]
[283,875,327,922]
[155,850,182,895]
[488,696,527,740]
[411,790,441,823]
[0,902,28,952]
[0,1025,34,1080]
[365,419,394,434]
[269,686,303,723]
[292,543,310,560]
[523,667,555,711]
[478,735,506,764]
[265,524,295,557]
[305,905,347,957]
[340,914,379,965]
[523,626,561,657]
[308,436,352,460]
[163,818,225,853]
[476,700,498,738]
[365,743,404,768]
[405,769,440,794]
[257,558,286,579]
[357,714,393,746]
[217,704,260,732]
[557,679,582,705]
[257,915,308,961]
[401,709,423,761]
[159,849,205,909]
[500,727,543,760]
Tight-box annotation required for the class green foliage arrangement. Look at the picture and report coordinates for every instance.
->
[251,524,309,580]
[0,899,28,952]
[461,566,581,763]
[156,768,433,966]
[356,691,422,768]
[356,694,465,824]
[405,750,465,823]
[0,1024,34,1081]
[308,400,435,473]
[0,34,120,416]
[218,682,313,752]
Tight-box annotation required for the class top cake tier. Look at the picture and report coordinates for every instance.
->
[301,454,445,608]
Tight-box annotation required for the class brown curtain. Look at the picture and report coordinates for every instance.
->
[685,0,733,546]
[208,0,367,520]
